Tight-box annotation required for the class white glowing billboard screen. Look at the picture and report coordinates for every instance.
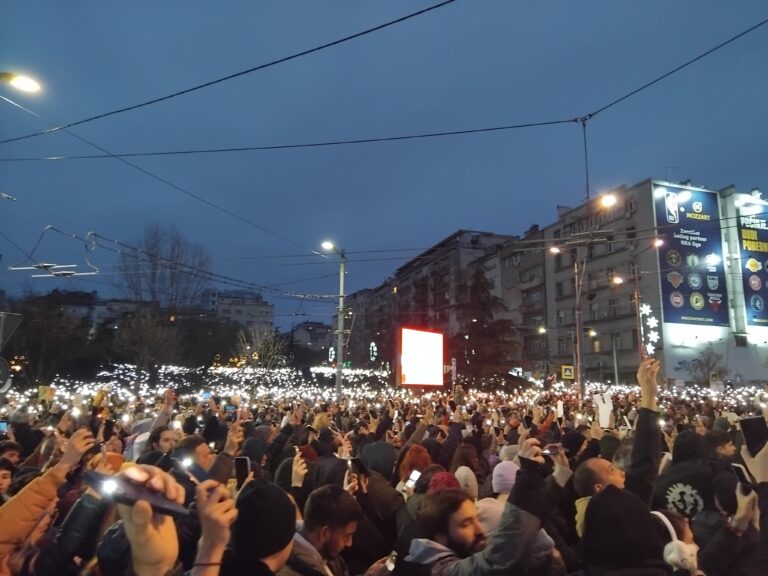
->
[399,327,443,387]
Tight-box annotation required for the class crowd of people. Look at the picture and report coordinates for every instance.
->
[0,358,766,575]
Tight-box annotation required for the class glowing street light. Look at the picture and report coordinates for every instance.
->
[549,246,561,254]
[0,72,41,93]
[653,238,665,247]
[537,326,547,335]
[322,240,346,400]
[612,276,625,285]
[600,193,617,208]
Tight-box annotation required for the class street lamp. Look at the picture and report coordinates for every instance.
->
[0,72,41,93]
[600,193,617,208]
[322,240,346,400]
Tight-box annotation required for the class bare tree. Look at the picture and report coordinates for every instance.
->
[120,224,211,313]
[674,344,728,386]
[236,325,289,370]
[116,311,180,393]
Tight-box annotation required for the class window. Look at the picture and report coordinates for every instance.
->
[557,310,566,327]
[592,338,601,353]
[556,282,564,299]
[558,338,570,355]
[590,302,600,321]
[608,299,617,317]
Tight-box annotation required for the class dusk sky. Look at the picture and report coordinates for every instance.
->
[2,1,766,329]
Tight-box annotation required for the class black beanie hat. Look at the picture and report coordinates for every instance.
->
[582,485,664,569]
[231,480,296,560]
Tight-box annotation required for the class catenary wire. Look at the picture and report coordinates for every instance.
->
[0,95,322,256]
[0,0,459,145]
[0,118,579,161]
[2,15,765,162]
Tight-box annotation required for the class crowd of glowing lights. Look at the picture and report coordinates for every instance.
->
[1,364,766,428]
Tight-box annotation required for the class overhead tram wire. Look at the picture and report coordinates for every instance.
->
[3,15,766,164]
[0,95,319,256]
[0,118,579,162]
[584,15,768,120]
[11,225,336,302]
[0,0,459,145]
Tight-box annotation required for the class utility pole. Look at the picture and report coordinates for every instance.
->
[336,252,345,401]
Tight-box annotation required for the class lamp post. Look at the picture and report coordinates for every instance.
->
[0,72,41,93]
[549,192,617,397]
[322,241,345,400]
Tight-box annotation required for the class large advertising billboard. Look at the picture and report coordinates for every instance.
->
[398,327,443,387]
[653,183,729,326]
[737,197,768,325]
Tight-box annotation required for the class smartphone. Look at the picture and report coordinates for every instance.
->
[732,463,753,486]
[740,416,768,457]
[83,470,189,518]
[405,469,421,489]
[351,457,371,477]
[235,456,251,490]
[485,419,492,426]
[541,444,562,456]
[225,405,237,413]
[0,421,7,434]
[201,391,212,401]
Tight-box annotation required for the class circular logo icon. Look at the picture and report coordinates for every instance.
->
[746,257,762,273]
[690,292,705,310]
[666,250,681,267]
[686,253,700,269]
[687,273,702,290]
[667,271,683,289]
[749,274,762,291]
[751,295,765,312]
[670,291,685,308]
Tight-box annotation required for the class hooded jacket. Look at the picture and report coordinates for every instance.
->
[277,532,349,576]
[405,504,540,576]
[405,458,547,576]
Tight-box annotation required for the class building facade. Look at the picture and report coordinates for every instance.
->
[204,290,274,332]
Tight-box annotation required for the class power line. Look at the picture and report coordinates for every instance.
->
[0,0,459,146]
[5,225,337,302]
[2,15,765,163]
[0,118,578,161]
[0,95,319,254]
[584,15,768,119]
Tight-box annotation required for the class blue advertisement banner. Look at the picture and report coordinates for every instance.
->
[653,184,729,326]
[737,198,768,325]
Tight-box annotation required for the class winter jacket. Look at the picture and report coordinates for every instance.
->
[653,459,718,519]
[697,482,768,576]
[0,465,68,565]
[405,505,540,576]
[277,532,350,576]
[34,491,113,576]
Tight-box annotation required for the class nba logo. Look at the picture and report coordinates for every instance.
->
[665,192,679,224]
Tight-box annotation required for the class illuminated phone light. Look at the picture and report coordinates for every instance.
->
[102,479,118,495]
[182,458,192,468]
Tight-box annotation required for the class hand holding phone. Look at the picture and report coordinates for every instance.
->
[235,456,251,491]
[405,469,421,489]
[84,465,188,518]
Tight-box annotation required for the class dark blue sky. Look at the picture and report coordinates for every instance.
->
[1,1,767,329]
